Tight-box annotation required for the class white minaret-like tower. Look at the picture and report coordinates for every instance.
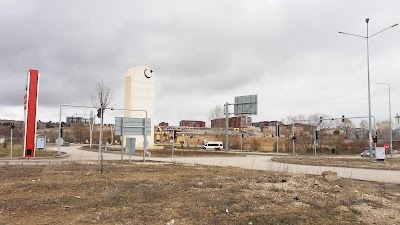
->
[124,65,155,148]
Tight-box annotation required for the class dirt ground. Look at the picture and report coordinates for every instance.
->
[1,162,399,225]
[273,156,400,170]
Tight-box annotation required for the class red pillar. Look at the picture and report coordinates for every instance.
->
[23,69,40,158]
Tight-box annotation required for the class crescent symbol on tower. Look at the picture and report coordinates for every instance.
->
[144,69,153,79]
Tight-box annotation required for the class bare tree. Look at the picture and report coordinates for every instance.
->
[283,115,313,153]
[91,80,113,110]
[359,120,369,131]
[71,124,88,143]
[377,120,391,144]
[90,80,113,175]
[208,105,224,141]
[329,118,354,154]
[359,119,369,140]
[282,115,306,125]
[284,113,352,154]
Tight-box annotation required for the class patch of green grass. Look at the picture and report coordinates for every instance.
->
[0,144,57,158]
[162,144,202,150]
[0,144,23,157]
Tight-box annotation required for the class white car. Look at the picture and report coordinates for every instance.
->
[361,149,375,157]
[203,141,223,151]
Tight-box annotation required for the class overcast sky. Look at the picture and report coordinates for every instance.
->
[1,0,400,127]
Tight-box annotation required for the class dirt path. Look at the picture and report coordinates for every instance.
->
[154,156,400,183]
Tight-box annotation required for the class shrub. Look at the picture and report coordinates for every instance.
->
[251,138,261,150]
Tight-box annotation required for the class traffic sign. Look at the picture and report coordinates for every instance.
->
[384,143,389,151]
[115,117,151,136]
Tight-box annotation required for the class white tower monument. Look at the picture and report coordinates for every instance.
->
[124,65,155,148]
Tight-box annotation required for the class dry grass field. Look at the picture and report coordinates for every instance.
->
[1,162,399,224]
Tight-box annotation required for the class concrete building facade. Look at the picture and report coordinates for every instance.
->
[66,116,89,124]
[211,116,251,129]
[179,120,206,128]
[159,122,169,127]
[124,65,155,147]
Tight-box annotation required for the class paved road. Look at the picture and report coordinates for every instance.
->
[3,145,400,183]
[160,156,400,183]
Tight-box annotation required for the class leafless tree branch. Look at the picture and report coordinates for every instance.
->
[90,80,113,110]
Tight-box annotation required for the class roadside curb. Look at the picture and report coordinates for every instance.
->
[55,153,69,158]
[271,157,400,171]
[0,160,71,166]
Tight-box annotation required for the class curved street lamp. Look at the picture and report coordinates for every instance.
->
[376,82,393,157]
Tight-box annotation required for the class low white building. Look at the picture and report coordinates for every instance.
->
[0,135,5,144]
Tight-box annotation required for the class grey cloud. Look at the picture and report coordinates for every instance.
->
[1,0,400,125]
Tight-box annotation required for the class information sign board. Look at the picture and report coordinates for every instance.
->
[234,94,258,115]
[115,117,151,136]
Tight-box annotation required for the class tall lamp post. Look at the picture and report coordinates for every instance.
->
[339,18,398,161]
[376,82,393,157]
[57,104,71,155]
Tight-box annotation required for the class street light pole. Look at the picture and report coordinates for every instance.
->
[339,18,398,161]
[389,84,393,157]
[225,102,229,152]
[10,127,13,159]
[376,82,393,157]
[57,104,63,155]
[89,111,95,148]
[292,123,295,154]
[366,18,373,161]
[110,124,114,145]
[98,107,103,162]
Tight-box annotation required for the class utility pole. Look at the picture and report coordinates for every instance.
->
[225,102,229,152]
[376,82,393,157]
[314,129,318,157]
[10,122,14,159]
[172,128,175,157]
[98,107,103,162]
[339,18,398,161]
[276,123,279,156]
[121,117,124,161]
[240,133,243,152]
[143,118,147,163]
[292,123,295,154]
[110,124,114,145]
[89,111,95,148]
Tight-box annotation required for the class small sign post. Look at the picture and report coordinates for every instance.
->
[384,143,389,152]
[376,147,386,161]
[115,117,151,162]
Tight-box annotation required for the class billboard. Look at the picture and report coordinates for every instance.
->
[234,94,258,115]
